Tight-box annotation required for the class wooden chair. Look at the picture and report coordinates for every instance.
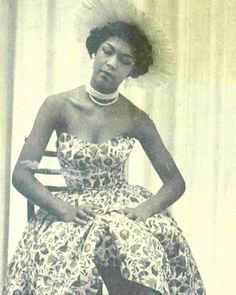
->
[26,142,104,295]
[27,148,67,221]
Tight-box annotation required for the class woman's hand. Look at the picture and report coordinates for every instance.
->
[56,203,98,225]
[120,204,152,223]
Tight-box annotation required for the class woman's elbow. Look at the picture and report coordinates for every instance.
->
[175,175,186,197]
[12,164,30,192]
[179,178,186,195]
[12,165,22,190]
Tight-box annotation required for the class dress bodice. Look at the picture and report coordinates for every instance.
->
[57,132,135,192]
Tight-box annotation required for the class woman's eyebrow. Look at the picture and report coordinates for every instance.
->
[105,42,134,58]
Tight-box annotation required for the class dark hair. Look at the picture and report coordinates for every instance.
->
[86,21,153,78]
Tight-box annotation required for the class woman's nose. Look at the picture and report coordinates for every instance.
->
[106,54,118,69]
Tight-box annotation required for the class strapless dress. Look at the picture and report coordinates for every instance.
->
[3,133,205,295]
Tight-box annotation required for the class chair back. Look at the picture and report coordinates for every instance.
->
[27,145,67,221]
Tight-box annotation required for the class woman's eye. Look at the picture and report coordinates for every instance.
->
[102,45,134,66]
[103,46,113,55]
[120,56,134,66]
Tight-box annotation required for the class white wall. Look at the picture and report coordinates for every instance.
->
[3,1,236,294]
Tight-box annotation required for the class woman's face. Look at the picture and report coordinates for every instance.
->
[90,36,135,93]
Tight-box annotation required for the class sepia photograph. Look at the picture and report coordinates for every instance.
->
[1,0,236,294]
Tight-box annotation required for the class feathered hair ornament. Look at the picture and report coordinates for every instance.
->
[75,0,175,87]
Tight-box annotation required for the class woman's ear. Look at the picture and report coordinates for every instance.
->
[128,65,138,79]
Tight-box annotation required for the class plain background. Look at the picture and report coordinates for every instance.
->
[1,1,236,294]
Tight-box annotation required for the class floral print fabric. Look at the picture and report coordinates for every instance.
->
[3,133,206,295]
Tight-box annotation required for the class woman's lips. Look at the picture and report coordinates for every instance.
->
[100,70,113,79]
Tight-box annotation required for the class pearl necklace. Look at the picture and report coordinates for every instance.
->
[86,83,119,106]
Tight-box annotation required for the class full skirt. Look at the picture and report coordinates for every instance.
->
[3,183,205,295]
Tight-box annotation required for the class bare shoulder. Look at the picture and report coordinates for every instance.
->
[40,89,67,112]
[119,93,147,120]
[42,86,83,121]
[59,85,86,107]
[47,86,82,108]
[119,93,153,137]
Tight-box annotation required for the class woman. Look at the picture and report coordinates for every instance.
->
[3,19,205,295]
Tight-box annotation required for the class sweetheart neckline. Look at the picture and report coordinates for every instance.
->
[58,132,135,146]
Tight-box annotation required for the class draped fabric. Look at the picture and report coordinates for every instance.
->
[1,1,236,294]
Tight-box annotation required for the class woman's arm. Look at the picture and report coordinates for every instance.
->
[12,95,94,224]
[12,95,64,215]
[129,112,186,221]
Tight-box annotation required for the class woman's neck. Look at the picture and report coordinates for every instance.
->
[86,82,119,101]
[90,79,118,94]
[85,83,119,107]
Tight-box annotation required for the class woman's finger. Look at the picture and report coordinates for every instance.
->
[83,206,96,217]
[127,211,137,220]
[90,204,100,210]
[73,216,87,225]
[135,216,144,223]
[76,209,92,221]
